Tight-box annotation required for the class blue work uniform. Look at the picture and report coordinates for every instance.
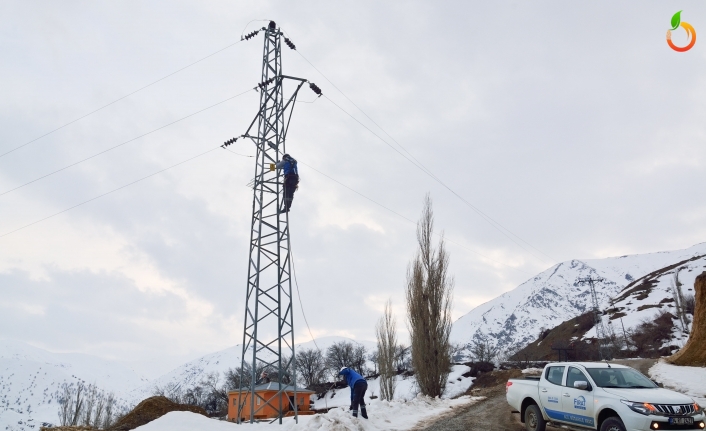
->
[338,367,368,418]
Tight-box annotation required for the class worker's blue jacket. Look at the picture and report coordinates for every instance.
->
[275,158,298,176]
[338,368,365,400]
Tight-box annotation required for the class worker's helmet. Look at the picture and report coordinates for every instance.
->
[339,367,347,372]
[283,153,291,160]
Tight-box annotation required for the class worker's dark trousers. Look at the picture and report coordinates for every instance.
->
[350,380,368,418]
[283,174,298,212]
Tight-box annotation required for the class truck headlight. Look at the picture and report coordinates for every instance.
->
[693,400,703,414]
[621,400,658,415]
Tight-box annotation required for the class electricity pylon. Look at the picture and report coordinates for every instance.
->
[236,21,308,424]
[577,276,609,360]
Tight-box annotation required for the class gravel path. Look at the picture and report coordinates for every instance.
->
[413,386,566,431]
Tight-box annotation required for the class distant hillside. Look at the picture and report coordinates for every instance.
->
[506,254,706,362]
[451,243,706,360]
[0,340,149,430]
[128,336,376,402]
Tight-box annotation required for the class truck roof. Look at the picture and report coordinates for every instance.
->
[545,362,630,369]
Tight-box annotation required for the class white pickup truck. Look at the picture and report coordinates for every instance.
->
[506,362,705,431]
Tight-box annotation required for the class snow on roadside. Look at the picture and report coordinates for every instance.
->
[312,365,473,410]
[134,395,482,431]
[649,361,706,404]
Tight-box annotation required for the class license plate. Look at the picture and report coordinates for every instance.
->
[668,417,694,425]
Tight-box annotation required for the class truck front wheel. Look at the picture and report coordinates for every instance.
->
[600,417,626,431]
[524,404,546,431]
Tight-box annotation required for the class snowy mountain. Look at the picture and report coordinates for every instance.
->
[601,252,706,345]
[0,336,375,431]
[0,339,149,430]
[128,336,377,402]
[450,243,706,360]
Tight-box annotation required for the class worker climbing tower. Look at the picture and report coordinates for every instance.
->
[235,21,309,424]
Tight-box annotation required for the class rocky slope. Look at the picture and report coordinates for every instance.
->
[450,243,706,360]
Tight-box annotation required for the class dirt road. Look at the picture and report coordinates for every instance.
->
[414,385,565,431]
[415,360,657,431]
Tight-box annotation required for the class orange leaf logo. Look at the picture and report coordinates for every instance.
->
[667,11,697,52]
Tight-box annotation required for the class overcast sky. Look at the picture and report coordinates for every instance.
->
[1,1,705,378]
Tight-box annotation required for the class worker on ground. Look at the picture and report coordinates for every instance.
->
[338,367,368,419]
[275,154,298,213]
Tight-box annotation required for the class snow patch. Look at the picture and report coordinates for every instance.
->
[649,361,706,404]
[134,395,482,431]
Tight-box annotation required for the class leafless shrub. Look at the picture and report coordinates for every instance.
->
[470,337,500,363]
[376,300,397,401]
[630,309,676,357]
[57,382,117,429]
[325,341,367,377]
[368,350,379,374]
[684,294,696,316]
[394,344,411,372]
[101,393,116,429]
[295,348,327,388]
[406,194,454,398]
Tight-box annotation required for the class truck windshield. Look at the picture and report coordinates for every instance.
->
[586,368,657,388]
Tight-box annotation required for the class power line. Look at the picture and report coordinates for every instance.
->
[223,148,533,276]
[0,144,251,239]
[321,94,551,267]
[296,50,556,265]
[300,160,535,277]
[0,89,255,198]
[0,40,246,160]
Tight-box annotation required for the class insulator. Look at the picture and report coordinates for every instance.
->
[309,82,322,95]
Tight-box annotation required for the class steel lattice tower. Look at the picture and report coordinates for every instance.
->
[577,276,609,360]
[236,21,307,424]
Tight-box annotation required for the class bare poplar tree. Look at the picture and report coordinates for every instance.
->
[672,270,687,331]
[376,300,397,401]
[406,194,454,398]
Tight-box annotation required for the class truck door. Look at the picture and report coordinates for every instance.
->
[560,366,596,428]
[539,365,565,421]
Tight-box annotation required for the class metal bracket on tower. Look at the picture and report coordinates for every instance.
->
[236,20,306,424]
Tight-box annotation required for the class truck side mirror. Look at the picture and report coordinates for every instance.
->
[574,381,589,390]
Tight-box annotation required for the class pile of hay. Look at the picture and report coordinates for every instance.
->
[108,396,207,431]
[669,271,706,366]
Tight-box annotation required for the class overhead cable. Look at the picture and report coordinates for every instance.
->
[222,148,533,277]
[322,94,554,267]
[295,50,556,265]
[299,160,535,277]
[0,144,253,239]
[0,89,255,198]
[0,40,246,160]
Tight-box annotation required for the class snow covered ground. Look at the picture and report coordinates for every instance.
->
[649,361,706,405]
[312,364,474,410]
[134,395,482,431]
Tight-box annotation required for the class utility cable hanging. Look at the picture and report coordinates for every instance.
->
[0,40,247,160]
[322,93,554,266]
[0,88,255,199]
[294,48,556,265]
[222,148,534,276]
[0,143,253,239]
